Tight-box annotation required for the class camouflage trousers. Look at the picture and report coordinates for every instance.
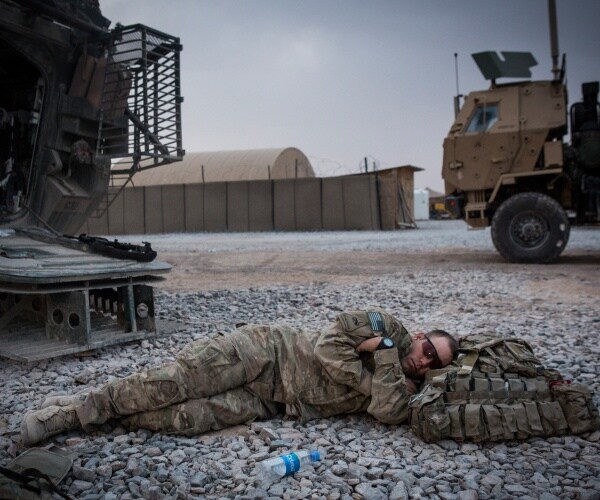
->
[76,334,282,436]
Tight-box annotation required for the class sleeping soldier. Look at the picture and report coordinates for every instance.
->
[21,308,457,445]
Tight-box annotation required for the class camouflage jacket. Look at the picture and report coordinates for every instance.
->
[230,308,413,424]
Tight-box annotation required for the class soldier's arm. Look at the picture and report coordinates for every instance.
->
[366,348,411,424]
[314,310,388,395]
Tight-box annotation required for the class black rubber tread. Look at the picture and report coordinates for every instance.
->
[491,192,570,263]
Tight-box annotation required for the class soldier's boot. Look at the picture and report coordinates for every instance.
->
[39,390,90,409]
[21,405,81,447]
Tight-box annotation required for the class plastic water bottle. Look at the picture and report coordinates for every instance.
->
[256,450,322,486]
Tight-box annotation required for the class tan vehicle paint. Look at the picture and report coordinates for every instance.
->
[442,0,599,263]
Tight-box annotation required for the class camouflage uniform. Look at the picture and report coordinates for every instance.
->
[76,309,413,435]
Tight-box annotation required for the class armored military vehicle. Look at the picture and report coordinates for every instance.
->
[0,0,183,360]
[442,0,599,263]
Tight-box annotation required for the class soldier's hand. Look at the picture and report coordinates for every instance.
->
[356,337,383,353]
[405,378,419,395]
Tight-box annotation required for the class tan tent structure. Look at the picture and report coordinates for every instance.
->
[129,147,315,186]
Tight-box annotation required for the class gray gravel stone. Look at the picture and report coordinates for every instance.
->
[355,482,387,500]
[389,481,409,500]
[2,223,599,499]
[456,491,479,500]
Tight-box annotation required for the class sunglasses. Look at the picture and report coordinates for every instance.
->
[423,335,443,369]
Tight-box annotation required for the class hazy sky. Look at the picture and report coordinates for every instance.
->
[101,0,599,191]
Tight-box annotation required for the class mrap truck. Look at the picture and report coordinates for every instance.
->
[442,0,599,263]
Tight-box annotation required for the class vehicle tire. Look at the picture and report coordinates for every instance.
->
[491,192,570,263]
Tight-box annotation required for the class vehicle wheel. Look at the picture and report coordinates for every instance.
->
[491,192,570,263]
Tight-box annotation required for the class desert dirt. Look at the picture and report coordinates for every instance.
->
[157,247,600,306]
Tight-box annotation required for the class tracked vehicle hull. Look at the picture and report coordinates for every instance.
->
[0,0,183,360]
[0,230,172,362]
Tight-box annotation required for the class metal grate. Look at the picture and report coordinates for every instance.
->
[94,24,184,216]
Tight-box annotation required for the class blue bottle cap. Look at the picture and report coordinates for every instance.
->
[310,450,321,462]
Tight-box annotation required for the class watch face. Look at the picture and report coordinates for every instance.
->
[383,338,394,348]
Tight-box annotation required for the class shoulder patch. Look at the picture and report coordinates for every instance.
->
[367,311,385,333]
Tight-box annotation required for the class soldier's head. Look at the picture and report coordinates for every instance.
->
[401,330,457,380]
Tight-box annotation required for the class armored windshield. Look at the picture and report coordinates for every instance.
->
[465,104,499,133]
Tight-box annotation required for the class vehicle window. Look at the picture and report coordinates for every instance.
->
[465,104,498,133]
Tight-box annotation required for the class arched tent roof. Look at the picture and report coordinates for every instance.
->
[129,147,315,186]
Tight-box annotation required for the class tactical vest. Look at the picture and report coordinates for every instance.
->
[408,333,599,442]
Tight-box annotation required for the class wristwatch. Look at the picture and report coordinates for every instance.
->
[376,337,395,350]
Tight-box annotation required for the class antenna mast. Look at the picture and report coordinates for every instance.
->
[548,0,560,81]
[453,53,462,117]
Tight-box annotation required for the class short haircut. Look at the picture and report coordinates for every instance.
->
[427,329,459,360]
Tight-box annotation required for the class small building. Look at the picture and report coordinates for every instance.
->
[427,188,446,205]
[371,165,423,229]
[413,188,430,220]
[427,188,448,218]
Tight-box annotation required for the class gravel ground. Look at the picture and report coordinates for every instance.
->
[1,221,599,499]
[122,220,600,254]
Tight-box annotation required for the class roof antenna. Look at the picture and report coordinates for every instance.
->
[548,0,560,81]
[453,53,463,117]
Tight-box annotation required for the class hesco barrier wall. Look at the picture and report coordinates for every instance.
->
[82,171,415,235]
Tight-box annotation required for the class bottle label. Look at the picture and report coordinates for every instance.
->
[281,453,300,476]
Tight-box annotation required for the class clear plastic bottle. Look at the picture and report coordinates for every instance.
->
[257,450,322,485]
